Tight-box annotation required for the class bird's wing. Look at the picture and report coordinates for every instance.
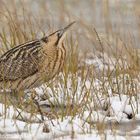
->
[0,39,43,81]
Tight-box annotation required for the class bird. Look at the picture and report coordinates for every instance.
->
[0,21,75,92]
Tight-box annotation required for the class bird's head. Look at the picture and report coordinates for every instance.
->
[42,21,75,47]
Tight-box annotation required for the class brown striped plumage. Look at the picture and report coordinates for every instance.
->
[0,22,75,91]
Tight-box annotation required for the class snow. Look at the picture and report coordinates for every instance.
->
[0,53,140,139]
[83,52,128,72]
[1,85,140,139]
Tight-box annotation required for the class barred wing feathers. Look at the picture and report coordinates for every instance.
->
[0,39,44,81]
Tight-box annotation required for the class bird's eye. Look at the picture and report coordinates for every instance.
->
[42,37,48,43]
[57,30,63,38]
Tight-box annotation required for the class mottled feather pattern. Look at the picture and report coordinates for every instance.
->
[0,22,75,91]
[0,40,42,81]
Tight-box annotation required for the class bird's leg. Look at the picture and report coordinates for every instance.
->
[35,102,50,133]
[29,89,50,132]
[33,98,45,121]
[25,89,45,122]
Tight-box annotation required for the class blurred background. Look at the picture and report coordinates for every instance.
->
[0,0,139,53]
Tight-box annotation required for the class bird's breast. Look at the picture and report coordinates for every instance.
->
[39,43,66,81]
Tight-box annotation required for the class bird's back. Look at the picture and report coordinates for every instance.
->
[0,40,42,81]
[0,39,47,90]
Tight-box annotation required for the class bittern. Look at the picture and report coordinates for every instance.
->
[0,22,75,92]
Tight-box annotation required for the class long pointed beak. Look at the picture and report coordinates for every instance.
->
[58,21,76,38]
[63,21,76,32]
[41,21,76,43]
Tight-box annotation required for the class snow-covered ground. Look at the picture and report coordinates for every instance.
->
[1,93,140,140]
[0,53,140,140]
